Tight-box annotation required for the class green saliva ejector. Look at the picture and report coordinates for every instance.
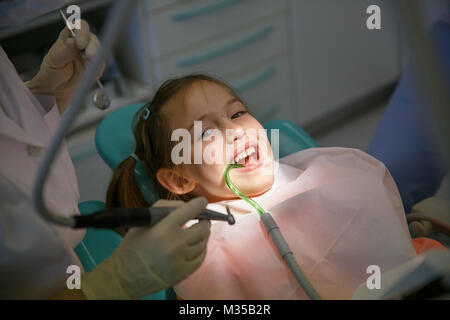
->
[224,164,321,300]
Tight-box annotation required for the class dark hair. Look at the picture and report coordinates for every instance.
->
[106,74,242,208]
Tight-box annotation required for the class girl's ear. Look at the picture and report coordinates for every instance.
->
[156,168,196,195]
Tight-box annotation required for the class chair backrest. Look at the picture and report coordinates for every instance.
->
[95,103,319,203]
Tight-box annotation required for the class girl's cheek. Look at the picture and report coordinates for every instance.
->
[244,114,261,126]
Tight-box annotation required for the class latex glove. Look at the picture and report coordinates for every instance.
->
[25,19,104,113]
[411,196,450,221]
[81,197,211,300]
[409,196,450,236]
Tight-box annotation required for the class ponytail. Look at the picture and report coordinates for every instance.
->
[106,157,149,208]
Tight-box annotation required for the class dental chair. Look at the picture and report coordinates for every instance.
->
[76,102,450,299]
[75,102,319,300]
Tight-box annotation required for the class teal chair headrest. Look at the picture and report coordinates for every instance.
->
[263,119,319,159]
[95,104,319,204]
[95,103,158,204]
[95,103,145,170]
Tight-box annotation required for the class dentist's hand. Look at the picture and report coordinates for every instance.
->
[25,19,104,113]
[81,197,211,300]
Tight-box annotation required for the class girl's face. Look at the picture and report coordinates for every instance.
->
[162,80,274,202]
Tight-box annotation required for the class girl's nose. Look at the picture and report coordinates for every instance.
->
[225,125,245,144]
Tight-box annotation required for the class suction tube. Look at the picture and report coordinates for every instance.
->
[224,164,265,215]
[224,164,321,300]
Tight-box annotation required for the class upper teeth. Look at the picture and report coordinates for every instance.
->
[234,147,256,163]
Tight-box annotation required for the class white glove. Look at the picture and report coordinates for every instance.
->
[25,19,104,112]
[408,196,450,237]
[81,197,211,300]
[411,196,450,221]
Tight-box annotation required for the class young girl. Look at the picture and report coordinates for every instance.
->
[107,74,444,299]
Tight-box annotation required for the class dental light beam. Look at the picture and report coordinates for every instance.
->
[224,164,322,300]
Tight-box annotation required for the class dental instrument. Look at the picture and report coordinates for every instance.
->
[59,9,110,110]
[224,164,322,300]
[74,206,235,229]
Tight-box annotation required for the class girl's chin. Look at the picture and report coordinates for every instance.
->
[229,176,274,197]
[249,180,273,195]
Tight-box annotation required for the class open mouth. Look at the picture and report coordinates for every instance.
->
[232,143,263,172]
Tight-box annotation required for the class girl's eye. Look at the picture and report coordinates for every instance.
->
[231,111,246,119]
[202,128,213,139]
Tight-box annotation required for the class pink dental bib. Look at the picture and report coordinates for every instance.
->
[175,147,417,299]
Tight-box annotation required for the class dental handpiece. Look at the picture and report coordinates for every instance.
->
[73,206,235,229]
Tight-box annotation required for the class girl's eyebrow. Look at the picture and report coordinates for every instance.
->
[188,97,240,130]
[224,97,239,108]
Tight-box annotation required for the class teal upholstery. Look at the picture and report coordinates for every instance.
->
[263,119,319,159]
[76,103,319,300]
[95,103,145,170]
[74,201,117,273]
[95,103,158,204]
